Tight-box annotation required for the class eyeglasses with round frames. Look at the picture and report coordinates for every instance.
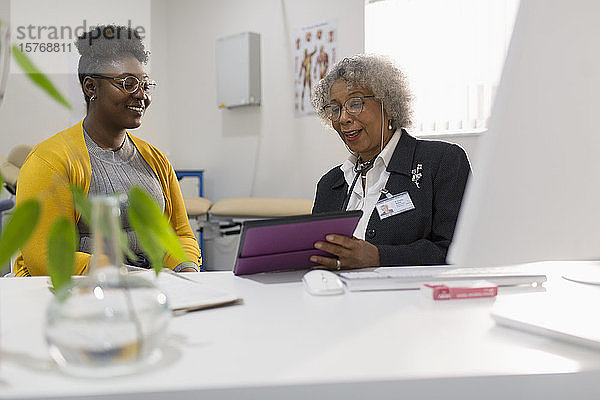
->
[89,74,157,94]
[323,95,376,122]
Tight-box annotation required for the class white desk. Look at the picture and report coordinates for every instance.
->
[2,261,600,399]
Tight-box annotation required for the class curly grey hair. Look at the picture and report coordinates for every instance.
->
[311,54,413,131]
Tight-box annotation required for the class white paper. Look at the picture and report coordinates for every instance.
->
[135,270,241,313]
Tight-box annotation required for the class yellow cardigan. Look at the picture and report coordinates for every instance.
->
[13,120,201,277]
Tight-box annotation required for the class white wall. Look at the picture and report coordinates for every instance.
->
[163,0,364,202]
[0,0,171,156]
[1,0,480,203]
[0,0,75,150]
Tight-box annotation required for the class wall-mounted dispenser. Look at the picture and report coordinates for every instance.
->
[216,32,261,109]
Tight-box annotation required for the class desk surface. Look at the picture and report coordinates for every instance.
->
[2,261,600,399]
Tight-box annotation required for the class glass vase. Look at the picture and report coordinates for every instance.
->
[45,196,171,376]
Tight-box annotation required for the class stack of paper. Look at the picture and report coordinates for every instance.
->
[136,270,242,314]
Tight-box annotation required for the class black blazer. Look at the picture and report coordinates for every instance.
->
[312,130,471,266]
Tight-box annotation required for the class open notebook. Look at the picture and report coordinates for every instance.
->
[136,270,242,314]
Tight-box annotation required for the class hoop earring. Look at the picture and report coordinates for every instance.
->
[90,94,96,102]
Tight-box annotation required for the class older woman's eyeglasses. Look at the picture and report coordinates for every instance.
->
[90,74,157,94]
[323,95,376,122]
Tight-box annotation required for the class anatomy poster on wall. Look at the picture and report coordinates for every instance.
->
[294,19,337,117]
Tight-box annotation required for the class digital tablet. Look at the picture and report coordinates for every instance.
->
[233,210,362,275]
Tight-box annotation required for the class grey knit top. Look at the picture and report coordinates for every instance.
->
[78,128,165,255]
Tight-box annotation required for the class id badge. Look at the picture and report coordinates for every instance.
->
[376,191,415,219]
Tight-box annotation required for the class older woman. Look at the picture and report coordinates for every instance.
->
[13,25,200,276]
[310,55,470,270]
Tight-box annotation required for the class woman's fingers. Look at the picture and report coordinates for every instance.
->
[313,234,356,256]
[312,236,380,269]
[309,255,338,269]
[314,240,344,256]
[311,234,380,269]
[324,234,356,248]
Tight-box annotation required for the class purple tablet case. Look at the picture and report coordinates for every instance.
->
[233,211,362,275]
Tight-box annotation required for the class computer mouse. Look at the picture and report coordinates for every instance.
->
[302,269,345,296]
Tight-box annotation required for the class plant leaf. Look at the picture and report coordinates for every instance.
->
[128,186,187,275]
[0,199,41,266]
[70,184,91,227]
[47,217,77,293]
[128,187,186,260]
[11,45,71,110]
[119,230,136,262]
[129,212,164,275]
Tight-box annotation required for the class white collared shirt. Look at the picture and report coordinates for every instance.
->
[340,131,402,239]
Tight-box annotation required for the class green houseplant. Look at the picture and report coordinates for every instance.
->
[0,22,190,373]
[45,192,184,376]
[0,172,190,375]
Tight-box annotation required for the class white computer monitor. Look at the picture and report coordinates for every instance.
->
[448,0,600,267]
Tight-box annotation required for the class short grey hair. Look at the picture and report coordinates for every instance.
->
[311,54,413,131]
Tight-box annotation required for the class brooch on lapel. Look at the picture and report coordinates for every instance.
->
[411,164,422,188]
